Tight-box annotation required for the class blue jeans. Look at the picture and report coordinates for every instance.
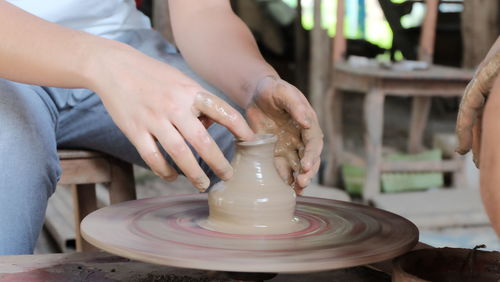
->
[0,29,237,255]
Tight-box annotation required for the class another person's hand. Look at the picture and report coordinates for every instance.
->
[89,43,254,191]
[246,76,323,194]
[456,45,500,166]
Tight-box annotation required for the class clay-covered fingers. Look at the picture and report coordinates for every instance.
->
[134,134,178,181]
[275,156,293,185]
[273,86,313,129]
[456,79,487,154]
[194,92,254,141]
[272,84,323,171]
[472,114,483,167]
[300,118,323,172]
[173,115,233,181]
[153,122,210,192]
[456,52,500,154]
[296,159,320,190]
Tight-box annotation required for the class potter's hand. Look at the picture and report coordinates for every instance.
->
[90,43,254,191]
[456,49,500,167]
[246,76,323,194]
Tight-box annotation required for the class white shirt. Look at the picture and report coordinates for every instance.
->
[7,0,151,39]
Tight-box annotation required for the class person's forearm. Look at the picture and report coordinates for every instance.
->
[0,1,121,89]
[169,0,278,108]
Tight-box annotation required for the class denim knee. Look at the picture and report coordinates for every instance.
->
[0,80,60,254]
[0,80,61,194]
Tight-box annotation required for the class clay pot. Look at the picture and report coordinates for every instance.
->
[206,134,298,234]
[392,248,500,282]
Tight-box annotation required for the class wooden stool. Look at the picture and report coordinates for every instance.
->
[58,150,136,252]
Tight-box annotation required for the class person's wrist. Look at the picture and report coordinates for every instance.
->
[244,71,280,108]
[79,36,135,93]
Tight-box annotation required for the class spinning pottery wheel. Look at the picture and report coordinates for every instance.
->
[81,194,419,273]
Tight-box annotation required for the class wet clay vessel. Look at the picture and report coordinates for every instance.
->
[205,134,301,235]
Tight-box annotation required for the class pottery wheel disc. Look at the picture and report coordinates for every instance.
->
[81,194,418,273]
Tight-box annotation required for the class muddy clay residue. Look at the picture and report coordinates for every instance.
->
[130,273,221,282]
[0,263,111,282]
[393,247,500,282]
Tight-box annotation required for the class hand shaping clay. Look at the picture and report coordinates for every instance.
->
[204,134,303,234]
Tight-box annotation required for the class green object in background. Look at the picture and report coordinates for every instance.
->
[341,164,365,196]
[341,149,444,195]
[382,149,444,193]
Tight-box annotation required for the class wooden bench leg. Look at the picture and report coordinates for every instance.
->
[363,89,385,202]
[324,87,344,186]
[71,184,98,252]
[451,154,466,189]
[108,159,136,205]
[408,97,431,154]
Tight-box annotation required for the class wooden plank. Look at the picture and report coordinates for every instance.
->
[57,150,103,160]
[363,89,385,201]
[334,62,474,81]
[332,0,346,62]
[376,79,467,97]
[293,0,308,92]
[0,252,219,282]
[333,71,468,97]
[0,252,391,282]
[408,0,438,156]
[462,0,500,68]
[108,159,136,204]
[45,186,76,252]
[418,0,438,64]
[71,184,98,252]
[323,87,344,186]
[408,97,431,153]
[381,160,461,172]
[309,0,331,125]
[59,158,111,185]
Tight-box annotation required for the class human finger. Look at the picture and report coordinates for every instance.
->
[153,121,210,191]
[456,79,486,154]
[300,121,324,171]
[194,92,254,140]
[296,158,320,189]
[285,149,301,173]
[173,116,233,181]
[134,133,178,181]
[245,105,274,133]
[472,113,483,167]
[273,86,313,129]
[275,156,294,185]
[457,55,500,154]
